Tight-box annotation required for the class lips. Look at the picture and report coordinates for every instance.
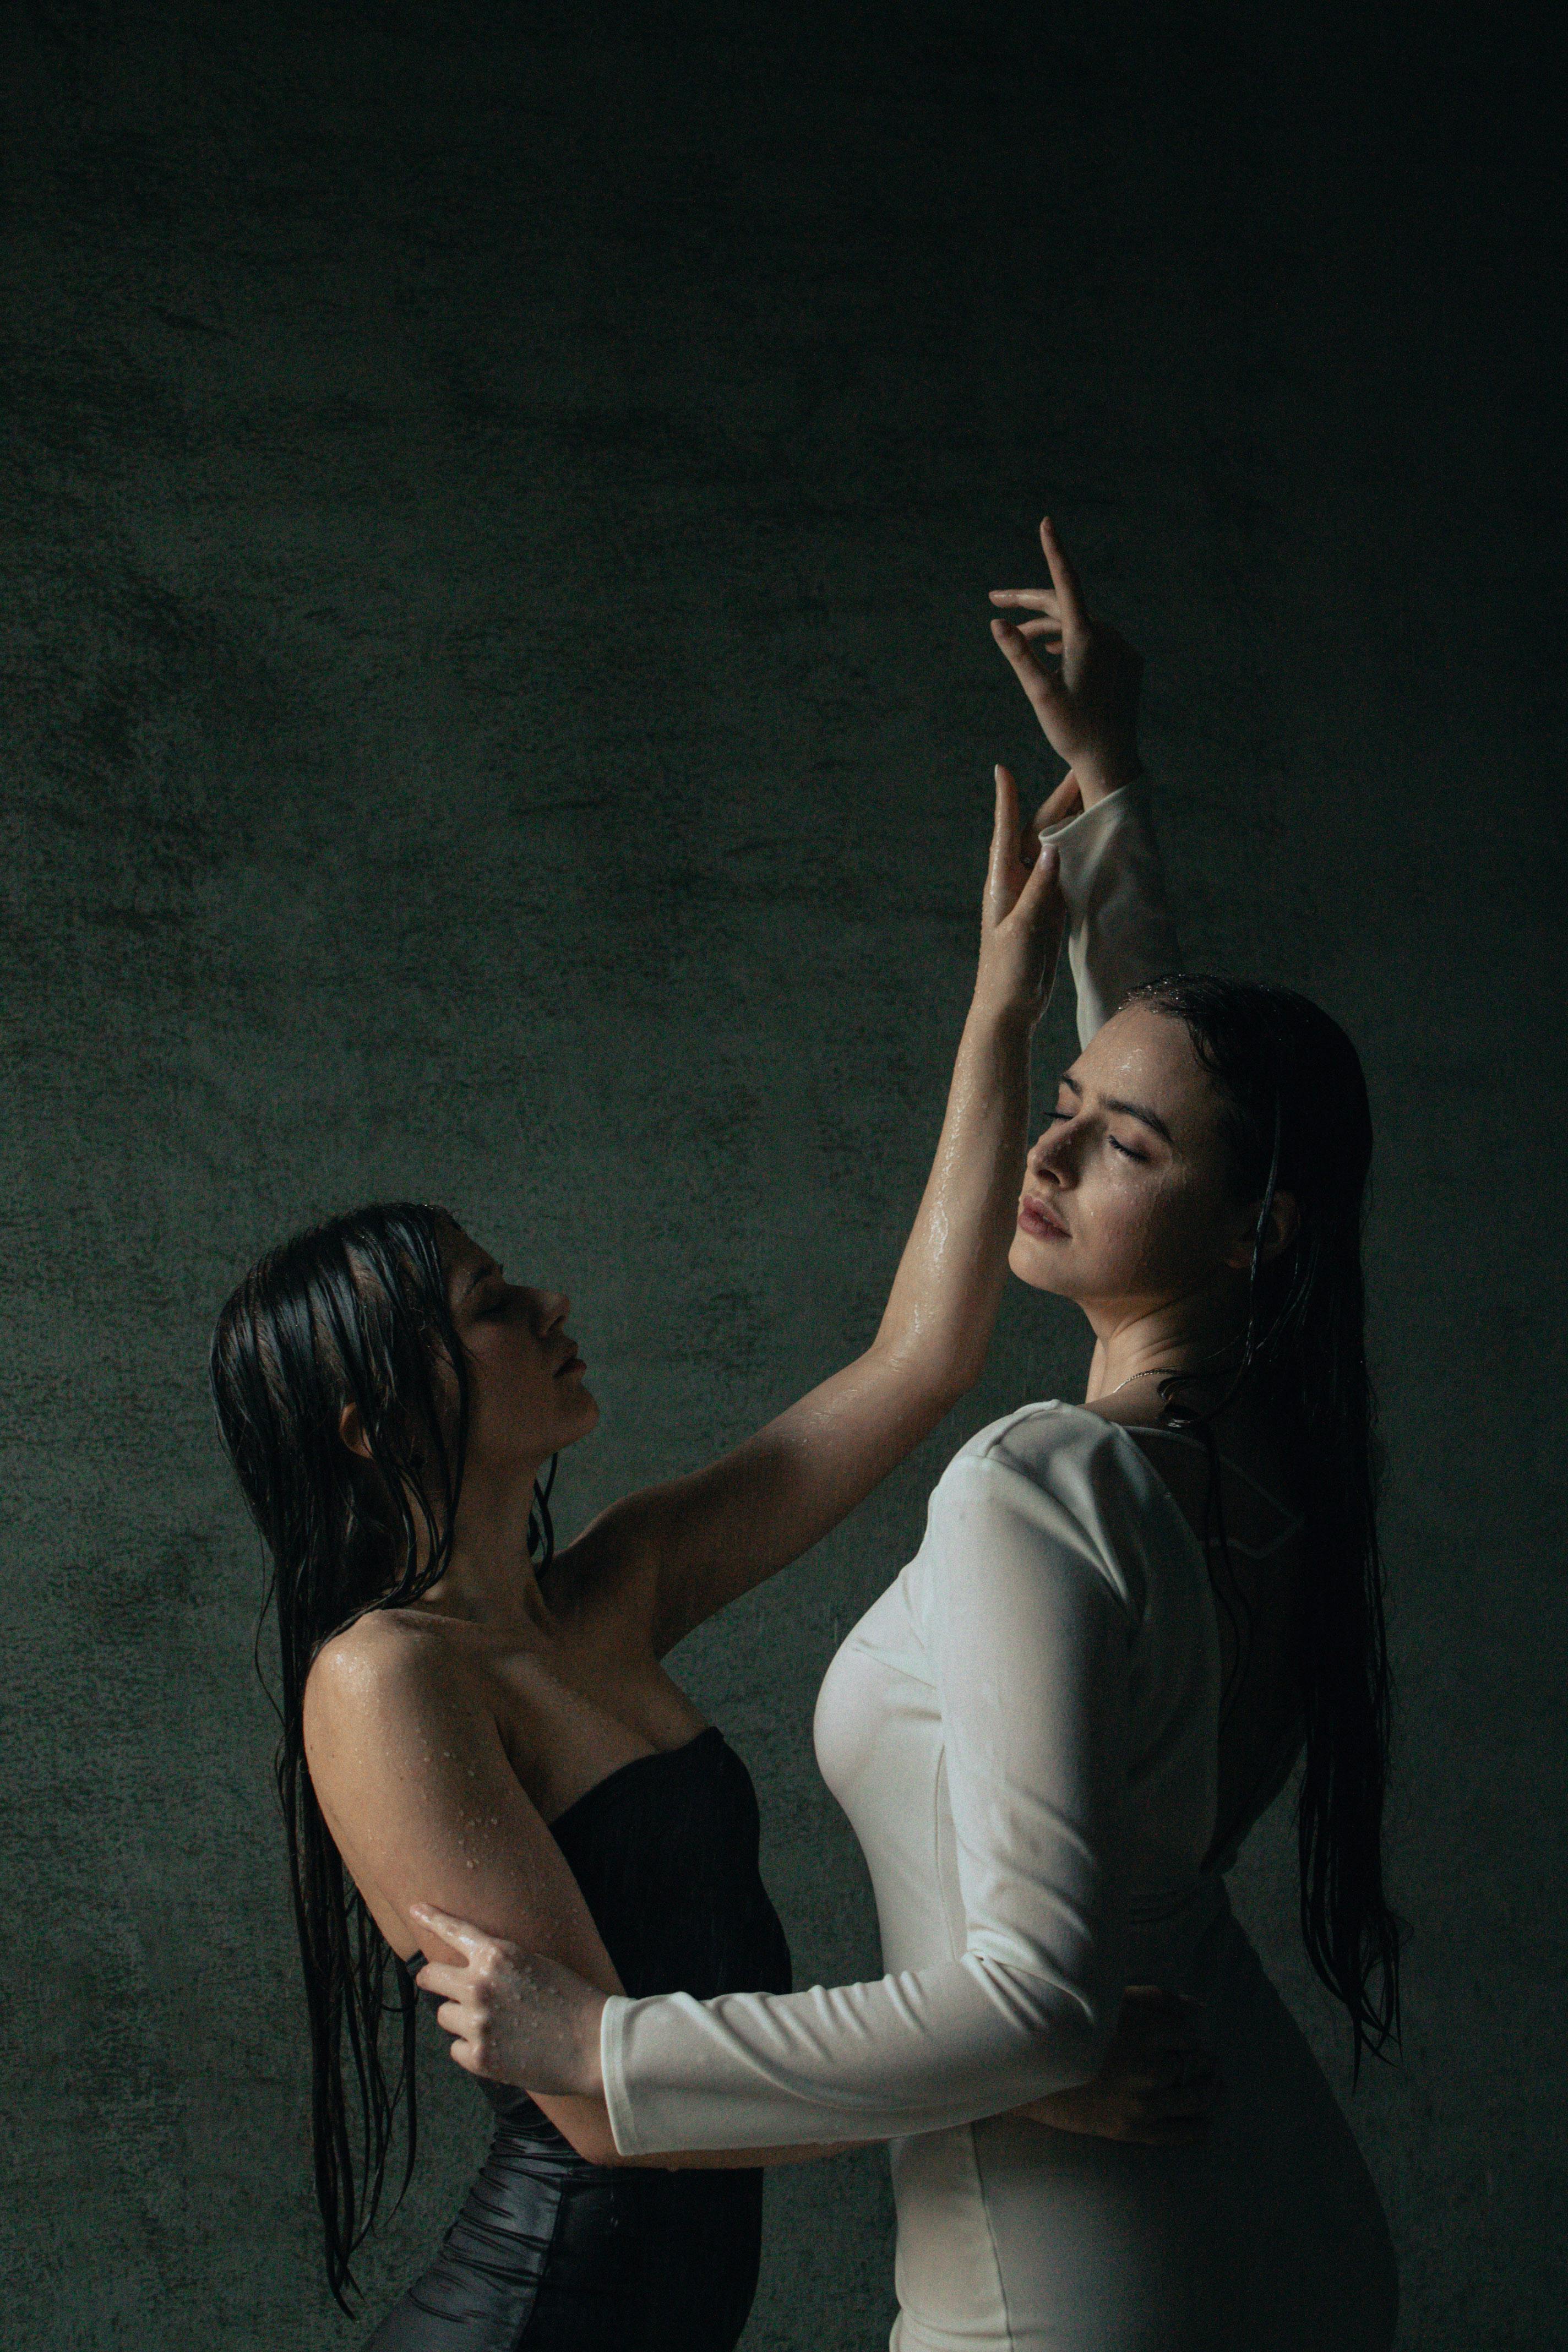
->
[1017,1194,1069,1240]
[554,1344,586,1377]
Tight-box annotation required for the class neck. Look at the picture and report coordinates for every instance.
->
[416,1456,554,1632]
[1084,1285,1245,1407]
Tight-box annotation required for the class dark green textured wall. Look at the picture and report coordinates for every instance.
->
[4,6,1562,2345]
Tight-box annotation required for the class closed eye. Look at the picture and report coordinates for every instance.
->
[1109,1137,1147,1162]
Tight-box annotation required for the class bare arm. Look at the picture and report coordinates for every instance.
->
[304,1626,871,2169]
[574,769,1068,1654]
[303,1624,635,2166]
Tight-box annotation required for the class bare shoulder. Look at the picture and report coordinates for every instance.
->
[303,1605,484,1746]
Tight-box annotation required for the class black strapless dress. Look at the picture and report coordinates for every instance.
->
[366,1728,792,2351]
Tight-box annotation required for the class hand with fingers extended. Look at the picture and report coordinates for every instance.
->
[1011,1985,1220,2146]
[410,1902,608,2097]
[974,763,1070,1029]
[990,515,1144,808]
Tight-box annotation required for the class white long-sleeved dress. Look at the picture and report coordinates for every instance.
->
[602,791,1398,2351]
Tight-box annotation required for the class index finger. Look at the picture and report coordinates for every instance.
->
[1038,516,1088,636]
[409,1901,489,1959]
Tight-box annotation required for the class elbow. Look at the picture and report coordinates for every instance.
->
[553,2103,630,2168]
[983,1956,1118,2095]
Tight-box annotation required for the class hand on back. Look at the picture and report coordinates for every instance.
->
[1012,1984,1218,2146]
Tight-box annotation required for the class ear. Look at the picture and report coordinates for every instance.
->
[339,1401,373,1461]
[1222,1189,1300,1271]
[1260,1189,1300,1263]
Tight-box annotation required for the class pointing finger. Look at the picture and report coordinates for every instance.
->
[409,1902,489,1958]
[1038,516,1088,636]
[990,764,1022,880]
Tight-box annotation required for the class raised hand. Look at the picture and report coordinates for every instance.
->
[410,1901,607,2097]
[1012,1985,1219,2146]
[974,763,1069,1030]
[989,515,1144,807]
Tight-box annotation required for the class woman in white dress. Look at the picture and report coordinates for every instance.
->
[412,523,1401,2350]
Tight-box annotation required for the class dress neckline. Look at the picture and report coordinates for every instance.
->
[545,1723,722,1836]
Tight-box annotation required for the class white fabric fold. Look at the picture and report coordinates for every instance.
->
[1042,782,1182,1046]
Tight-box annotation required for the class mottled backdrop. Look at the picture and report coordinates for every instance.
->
[3,4,1562,2346]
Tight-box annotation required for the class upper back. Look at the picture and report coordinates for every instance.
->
[1085,1392,1307,1868]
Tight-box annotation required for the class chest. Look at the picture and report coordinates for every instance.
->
[812,1575,957,1951]
[485,1632,711,1824]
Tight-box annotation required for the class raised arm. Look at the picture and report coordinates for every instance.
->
[575,531,1165,1653]
[570,768,1068,1653]
[991,515,1182,1041]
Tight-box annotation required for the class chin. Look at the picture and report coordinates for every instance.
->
[564,1389,601,1442]
[1008,1234,1076,1297]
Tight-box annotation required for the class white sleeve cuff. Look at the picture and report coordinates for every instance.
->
[1037,783,1182,1046]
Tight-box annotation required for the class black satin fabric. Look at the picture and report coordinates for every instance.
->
[367,1728,792,2351]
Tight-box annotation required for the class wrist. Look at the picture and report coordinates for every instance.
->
[966,982,1041,1040]
[1071,749,1143,808]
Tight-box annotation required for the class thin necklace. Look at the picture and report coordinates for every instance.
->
[1101,1364,1187,1401]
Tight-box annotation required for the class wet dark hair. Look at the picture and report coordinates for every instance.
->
[1125,974,1400,2073]
[208,1201,554,2306]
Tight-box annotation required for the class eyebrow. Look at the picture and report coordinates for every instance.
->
[1059,1073,1174,1146]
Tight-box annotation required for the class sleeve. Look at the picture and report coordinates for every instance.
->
[1041,783,1183,1047]
[598,1444,1134,2154]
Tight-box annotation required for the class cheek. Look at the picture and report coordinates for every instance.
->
[462,1337,546,1427]
[1072,1170,1216,1293]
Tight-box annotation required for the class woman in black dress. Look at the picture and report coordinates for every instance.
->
[210,535,1207,2346]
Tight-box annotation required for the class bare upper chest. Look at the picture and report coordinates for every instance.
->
[470,1600,711,1825]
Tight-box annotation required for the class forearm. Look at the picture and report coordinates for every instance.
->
[872,993,1035,1393]
[1042,783,1182,1046]
[542,2087,860,2170]
[601,1954,1110,2156]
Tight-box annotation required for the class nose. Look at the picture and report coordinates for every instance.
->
[1027,1124,1073,1184]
